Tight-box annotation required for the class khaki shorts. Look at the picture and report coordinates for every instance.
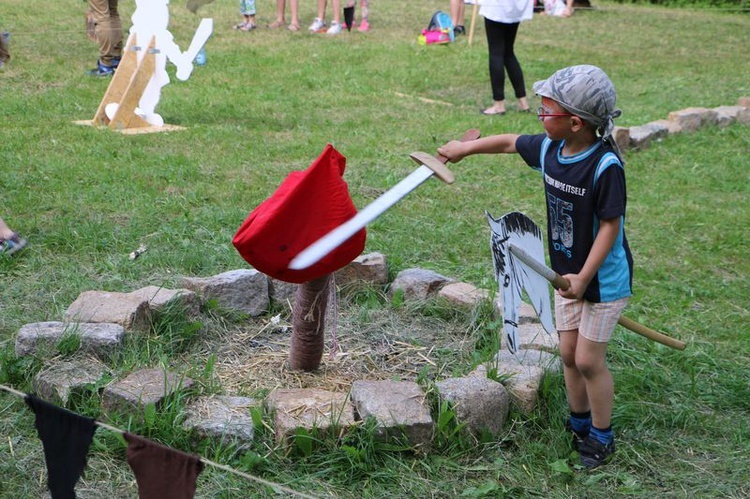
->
[555,296,629,343]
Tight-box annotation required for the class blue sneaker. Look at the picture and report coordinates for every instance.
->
[0,233,27,256]
[87,58,120,77]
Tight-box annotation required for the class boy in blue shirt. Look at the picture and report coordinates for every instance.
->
[438,65,633,469]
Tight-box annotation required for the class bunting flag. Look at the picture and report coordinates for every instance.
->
[25,393,97,499]
[232,144,366,284]
[124,432,205,499]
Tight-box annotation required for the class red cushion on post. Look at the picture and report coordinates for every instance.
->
[232,144,366,283]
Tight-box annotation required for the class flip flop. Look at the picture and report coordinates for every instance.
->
[481,108,506,116]
[287,23,300,31]
[268,20,284,29]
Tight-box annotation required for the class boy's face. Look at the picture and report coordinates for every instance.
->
[538,97,575,140]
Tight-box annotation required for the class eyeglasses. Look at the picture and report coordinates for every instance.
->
[537,106,575,121]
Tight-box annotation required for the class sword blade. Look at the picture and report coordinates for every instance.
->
[288,165,434,270]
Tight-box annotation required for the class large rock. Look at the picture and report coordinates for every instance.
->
[64,290,152,331]
[102,368,194,417]
[335,252,389,288]
[182,395,258,449]
[471,351,551,415]
[499,322,559,353]
[438,282,490,308]
[33,357,112,405]
[667,107,719,132]
[350,380,434,450]
[266,388,356,446]
[182,269,269,316]
[15,321,125,359]
[389,268,454,302]
[435,376,509,438]
[628,122,669,150]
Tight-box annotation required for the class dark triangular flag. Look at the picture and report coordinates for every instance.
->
[25,393,97,499]
[125,432,205,499]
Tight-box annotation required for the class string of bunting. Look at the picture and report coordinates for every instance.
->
[0,383,319,499]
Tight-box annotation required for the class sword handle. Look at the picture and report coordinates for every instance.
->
[410,129,481,184]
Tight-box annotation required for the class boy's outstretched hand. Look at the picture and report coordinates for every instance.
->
[437,140,468,163]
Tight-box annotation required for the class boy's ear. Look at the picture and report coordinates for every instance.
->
[570,116,586,132]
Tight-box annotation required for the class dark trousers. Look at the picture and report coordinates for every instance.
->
[484,18,526,102]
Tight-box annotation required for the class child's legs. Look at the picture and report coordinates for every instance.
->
[275,0,286,22]
[573,298,628,428]
[360,0,369,20]
[331,0,341,22]
[317,0,327,19]
[574,336,612,428]
[290,0,299,24]
[559,329,589,413]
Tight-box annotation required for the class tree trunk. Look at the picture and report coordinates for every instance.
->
[289,274,331,371]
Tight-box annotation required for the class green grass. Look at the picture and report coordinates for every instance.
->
[1,0,749,497]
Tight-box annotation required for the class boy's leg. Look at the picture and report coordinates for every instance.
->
[574,298,628,468]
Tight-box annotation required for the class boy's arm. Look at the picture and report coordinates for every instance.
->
[559,217,620,299]
[438,134,520,163]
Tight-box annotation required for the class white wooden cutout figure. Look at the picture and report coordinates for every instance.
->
[105,0,213,126]
[487,211,555,353]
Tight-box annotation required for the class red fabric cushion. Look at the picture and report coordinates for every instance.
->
[232,144,365,283]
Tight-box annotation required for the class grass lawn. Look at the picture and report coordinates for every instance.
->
[1,0,749,497]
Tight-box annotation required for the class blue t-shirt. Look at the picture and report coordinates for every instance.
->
[515,134,633,303]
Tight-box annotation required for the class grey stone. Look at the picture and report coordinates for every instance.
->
[130,286,200,317]
[64,290,152,331]
[350,380,434,450]
[612,126,630,153]
[667,107,718,132]
[268,278,298,310]
[15,321,125,358]
[435,376,509,438]
[102,368,194,416]
[499,322,559,353]
[629,122,669,150]
[438,282,490,308]
[471,363,546,415]
[266,388,356,446]
[650,119,682,135]
[335,252,389,288]
[182,269,269,316]
[33,357,112,405]
[389,268,454,302]
[182,395,258,449]
[494,347,561,374]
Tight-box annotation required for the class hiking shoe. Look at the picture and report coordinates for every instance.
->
[87,59,118,77]
[326,22,342,35]
[564,420,588,451]
[357,19,370,32]
[308,18,326,32]
[0,233,27,256]
[578,435,615,469]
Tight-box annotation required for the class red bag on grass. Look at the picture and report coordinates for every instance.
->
[232,144,365,283]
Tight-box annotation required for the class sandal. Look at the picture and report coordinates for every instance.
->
[240,23,256,31]
[0,232,27,256]
[268,20,284,29]
[287,23,300,31]
[234,22,247,30]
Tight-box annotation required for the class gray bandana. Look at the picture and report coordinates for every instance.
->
[533,65,623,157]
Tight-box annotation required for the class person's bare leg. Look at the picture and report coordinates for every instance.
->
[518,96,530,112]
[576,337,613,429]
[0,217,14,240]
[482,100,507,115]
[290,0,299,27]
[559,329,589,413]
[275,0,286,24]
